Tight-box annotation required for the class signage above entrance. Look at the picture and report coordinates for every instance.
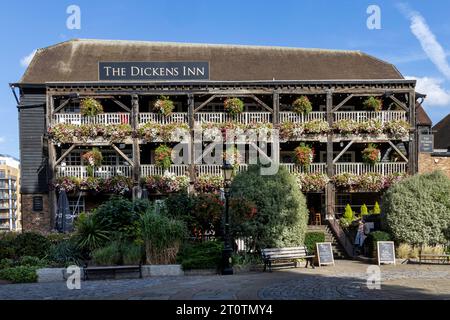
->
[99,61,209,81]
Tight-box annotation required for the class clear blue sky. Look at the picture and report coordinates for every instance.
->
[1,0,450,158]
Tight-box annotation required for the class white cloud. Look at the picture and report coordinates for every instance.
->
[399,4,450,79]
[0,137,5,144]
[406,76,450,106]
[20,49,37,67]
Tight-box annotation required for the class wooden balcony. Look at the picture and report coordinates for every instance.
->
[334,111,406,123]
[56,165,132,178]
[139,112,188,124]
[334,162,407,175]
[281,163,327,174]
[140,164,189,177]
[279,111,326,123]
[195,112,272,124]
[52,113,130,125]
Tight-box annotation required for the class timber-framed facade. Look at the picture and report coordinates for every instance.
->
[12,39,419,235]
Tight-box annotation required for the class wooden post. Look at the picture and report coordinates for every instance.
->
[325,90,335,220]
[188,94,196,194]
[131,95,141,200]
[273,91,279,126]
[408,90,417,175]
[46,92,57,231]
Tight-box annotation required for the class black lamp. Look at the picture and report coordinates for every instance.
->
[221,160,234,275]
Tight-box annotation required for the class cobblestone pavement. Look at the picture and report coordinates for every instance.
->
[1,261,450,300]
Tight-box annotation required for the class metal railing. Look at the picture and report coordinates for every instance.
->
[334,162,407,175]
[52,113,130,125]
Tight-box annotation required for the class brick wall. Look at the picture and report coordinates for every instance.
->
[21,194,52,234]
[418,153,450,178]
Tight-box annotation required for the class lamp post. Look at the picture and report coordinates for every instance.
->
[221,161,234,275]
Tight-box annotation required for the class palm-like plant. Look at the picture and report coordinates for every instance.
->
[75,213,110,251]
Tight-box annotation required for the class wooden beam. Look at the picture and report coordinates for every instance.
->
[332,94,354,112]
[387,140,409,162]
[250,95,273,112]
[195,141,220,164]
[53,98,71,114]
[55,144,77,166]
[333,140,354,164]
[111,144,134,166]
[388,95,408,111]
[194,95,217,113]
[112,98,131,113]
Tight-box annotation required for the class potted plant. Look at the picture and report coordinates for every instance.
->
[362,143,381,165]
[82,148,103,177]
[155,144,172,170]
[153,96,175,116]
[224,98,244,116]
[80,98,104,117]
[293,143,314,168]
[292,96,312,115]
[363,96,382,112]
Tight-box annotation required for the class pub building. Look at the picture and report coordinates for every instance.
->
[11,39,421,250]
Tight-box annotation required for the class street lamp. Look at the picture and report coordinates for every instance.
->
[221,160,234,275]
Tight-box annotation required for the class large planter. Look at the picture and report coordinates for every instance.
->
[141,264,184,277]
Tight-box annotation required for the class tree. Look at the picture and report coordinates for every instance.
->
[382,171,450,245]
[229,165,308,250]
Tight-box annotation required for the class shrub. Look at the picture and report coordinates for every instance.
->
[141,206,187,264]
[343,204,354,222]
[17,256,48,268]
[122,242,143,265]
[177,241,223,270]
[360,204,369,216]
[382,171,450,245]
[0,266,38,283]
[304,232,325,253]
[364,231,392,258]
[47,239,84,267]
[92,242,122,266]
[373,201,381,215]
[0,238,16,260]
[0,258,14,269]
[75,213,110,251]
[191,193,223,238]
[396,243,412,259]
[232,253,263,267]
[14,233,51,259]
[229,165,308,250]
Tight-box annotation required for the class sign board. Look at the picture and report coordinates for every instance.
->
[316,242,335,266]
[99,61,209,81]
[377,241,396,265]
[419,134,434,153]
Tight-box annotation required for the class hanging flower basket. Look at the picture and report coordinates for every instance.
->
[363,96,382,112]
[294,143,314,167]
[362,143,381,165]
[80,98,104,117]
[155,144,172,170]
[153,96,175,116]
[224,98,244,116]
[223,146,242,167]
[292,96,312,115]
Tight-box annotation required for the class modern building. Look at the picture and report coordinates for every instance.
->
[11,39,420,240]
[0,154,20,232]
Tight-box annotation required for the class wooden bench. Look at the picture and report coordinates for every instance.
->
[261,246,315,272]
[419,254,450,265]
[83,264,143,280]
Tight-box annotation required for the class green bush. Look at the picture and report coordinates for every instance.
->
[0,239,15,260]
[360,204,369,216]
[177,241,223,270]
[382,171,450,245]
[47,239,84,267]
[17,256,48,268]
[304,232,326,253]
[373,201,381,215]
[14,233,51,259]
[364,231,392,258]
[92,242,122,266]
[0,266,38,283]
[343,204,354,221]
[75,213,110,251]
[141,206,187,264]
[0,258,14,269]
[232,253,263,267]
[229,165,308,250]
[121,242,143,265]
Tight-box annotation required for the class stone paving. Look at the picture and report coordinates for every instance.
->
[0,260,450,300]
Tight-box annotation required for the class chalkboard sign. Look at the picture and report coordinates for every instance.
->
[377,241,396,265]
[419,134,434,153]
[316,242,335,266]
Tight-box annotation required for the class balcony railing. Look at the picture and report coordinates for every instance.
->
[56,165,132,178]
[140,165,189,177]
[139,112,188,124]
[279,111,326,123]
[195,112,272,124]
[52,113,130,125]
[195,164,249,176]
[334,162,407,175]
[334,111,406,123]
[281,163,327,174]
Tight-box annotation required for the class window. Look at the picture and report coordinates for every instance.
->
[33,196,44,212]
[64,150,82,166]
[0,170,4,178]
[336,193,352,215]
[63,101,81,113]
[68,196,85,217]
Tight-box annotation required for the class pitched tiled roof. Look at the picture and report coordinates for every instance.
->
[416,103,432,126]
[433,114,450,150]
[19,39,404,83]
